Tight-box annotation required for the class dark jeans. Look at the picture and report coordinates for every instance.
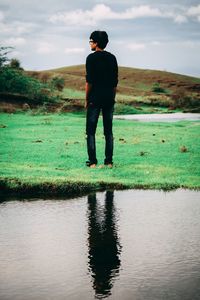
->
[86,103,114,164]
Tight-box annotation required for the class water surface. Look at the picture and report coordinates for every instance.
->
[114,112,200,122]
[0,189,200,300]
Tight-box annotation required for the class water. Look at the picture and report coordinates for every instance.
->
[114,113,200,122]
[0,189,200,300]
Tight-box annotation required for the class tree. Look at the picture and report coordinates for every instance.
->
[0,46,13,68]
[9,58,23,70]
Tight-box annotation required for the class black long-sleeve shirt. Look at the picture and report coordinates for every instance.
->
[86,51,118,106]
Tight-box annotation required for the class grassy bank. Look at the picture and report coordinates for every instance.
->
[0,112,199,196]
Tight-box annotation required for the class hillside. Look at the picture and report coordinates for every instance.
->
[30,65,200,96]
[1,65,199,114]
[26,65,200,114]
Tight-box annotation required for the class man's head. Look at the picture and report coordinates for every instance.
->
[89,31,109,51]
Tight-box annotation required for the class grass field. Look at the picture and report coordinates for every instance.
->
[0,112,199,196]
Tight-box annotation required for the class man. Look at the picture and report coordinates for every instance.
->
[85,30,118,168]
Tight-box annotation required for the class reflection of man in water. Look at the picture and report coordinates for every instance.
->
[87,191,121,298]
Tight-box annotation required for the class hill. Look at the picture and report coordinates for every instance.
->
[30,65,200,96]
[1,65,200,114]
[27,65,200,114]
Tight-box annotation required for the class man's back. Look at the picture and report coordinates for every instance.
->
[86,51,118,106]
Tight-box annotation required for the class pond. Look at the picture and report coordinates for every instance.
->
[0,189,200,300]
[114,112,200,122]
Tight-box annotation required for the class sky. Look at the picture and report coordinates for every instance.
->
[0,0,200,77]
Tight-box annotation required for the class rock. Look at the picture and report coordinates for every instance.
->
[22,103,30,111]
[180,145,188,152]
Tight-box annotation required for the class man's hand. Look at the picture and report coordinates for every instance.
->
[85,82,92,109]
[113,87,117,100]
[84,101,89,109]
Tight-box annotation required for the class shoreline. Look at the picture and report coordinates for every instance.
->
[0,179,199,200]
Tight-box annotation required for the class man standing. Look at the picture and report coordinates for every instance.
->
[85,31,118,168]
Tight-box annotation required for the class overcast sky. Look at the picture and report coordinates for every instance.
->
[1,0,200,77]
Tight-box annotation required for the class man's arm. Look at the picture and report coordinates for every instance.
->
[112,55,118,102]
[85,55,93,109]
[113,86,117,101]
[85,82,92,108]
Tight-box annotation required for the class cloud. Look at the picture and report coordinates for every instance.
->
[129,40,200,49]
[127,43,146,51]
[9,50,22,58]
[120,5,162,19]
[187,4,200,22]
[49,4,111,26]
[64,47,85,54]
[0,21,36,35]
[126,39,200,52]
[173,14,187,24]
[49,4,186,26]
[49,4,200,26]
[1,1,199,76]
[0,10,4,22]
[126,40,164,51]
[177,40,200,48]
[36,42,57,54]
[151,41,161,46]
[4,37,26,46]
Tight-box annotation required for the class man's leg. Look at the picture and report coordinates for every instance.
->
[102,105,114,165]
[86,104,100,165]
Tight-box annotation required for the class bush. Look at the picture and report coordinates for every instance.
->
[171,87,200,109]
[51,76,65,91]
[0,66,56,104]
[0,67,29,93]
[152,82,166,94]
[0,45,59,105]
[9,58,23,70]
[39,72,51,83]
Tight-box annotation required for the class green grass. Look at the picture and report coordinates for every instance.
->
[59,89,178,115]
[61,88,85,99]
[0,112,199,195]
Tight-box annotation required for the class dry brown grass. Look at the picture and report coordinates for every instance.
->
[27,65,200,97]
[15,66,200,113]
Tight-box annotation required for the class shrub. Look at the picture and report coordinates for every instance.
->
[0,45,59,104]
[39,72,51,83]
[0,67,56,104]
[171,87,200,109]
[152,82,166,94]
[51,76,65,91]
[9,58,23,70]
